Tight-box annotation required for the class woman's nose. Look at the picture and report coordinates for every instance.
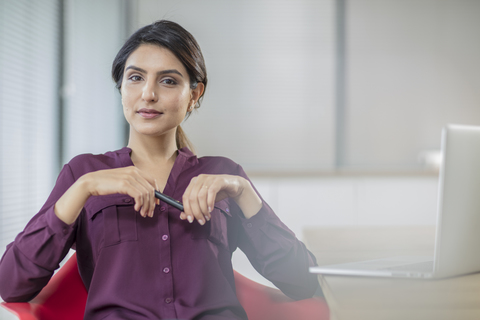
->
[142,82,158,102]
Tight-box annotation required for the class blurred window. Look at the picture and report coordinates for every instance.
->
[0,0,61,257]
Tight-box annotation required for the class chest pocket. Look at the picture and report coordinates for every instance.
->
[85,195,138,249]
[190,200,232,249]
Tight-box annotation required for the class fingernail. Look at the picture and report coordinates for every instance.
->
[198,219,205,225]
[205,215,210,221]
[180,215,185,220]
[187,216,193,223]
[208,207,212,213]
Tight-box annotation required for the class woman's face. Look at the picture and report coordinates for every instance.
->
[121,44,203,140]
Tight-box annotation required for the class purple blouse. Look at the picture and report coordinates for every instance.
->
[0,147,319,319]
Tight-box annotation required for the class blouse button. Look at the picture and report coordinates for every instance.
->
[124,198,132,203]
[160,207,166,212]
[165,298,172,304]
[162,235,169,241]
[62,228,68,235]
[246,222,253,228]
[163,267,170,274]
[225,207,230,213]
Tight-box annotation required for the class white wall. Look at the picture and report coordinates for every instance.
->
[132,0,336,172]
[252,174,438,238]
[344,0,480,169]
[132,0,480,172]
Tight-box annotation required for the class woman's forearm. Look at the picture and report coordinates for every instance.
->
[234,178,263,219]
[54,174,91,225]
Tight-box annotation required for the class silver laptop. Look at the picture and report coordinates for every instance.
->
[310,124,480,279]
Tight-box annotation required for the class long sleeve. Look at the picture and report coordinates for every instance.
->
[0,164,77,302]
[234,165,319,300]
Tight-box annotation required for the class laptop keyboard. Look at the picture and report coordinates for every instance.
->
[379,260,434,273]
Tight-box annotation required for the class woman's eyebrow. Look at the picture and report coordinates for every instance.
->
[125,65,184,78]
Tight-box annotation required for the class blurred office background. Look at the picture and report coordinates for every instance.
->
[1,0,480,297]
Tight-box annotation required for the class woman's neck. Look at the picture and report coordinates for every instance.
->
[127,132,178,167]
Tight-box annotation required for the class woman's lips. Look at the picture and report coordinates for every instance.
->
[137,108,162,119]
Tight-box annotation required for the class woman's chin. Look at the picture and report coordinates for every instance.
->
[131,126,176,138]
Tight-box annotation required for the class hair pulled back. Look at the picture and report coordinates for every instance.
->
[112,20,207,151]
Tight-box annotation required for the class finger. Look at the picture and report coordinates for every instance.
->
[127,181,144,214]
[187,188,205,225]
[138,185,150,218]
[206,183,218,219]
[188,178,208,225]
[182,194,194,223]
[147,185,156,218]
[143,177,156,217]
[119,172,145,214]
[128,179,152,218]
[131,171,156,218]
[146,187,154,218]
[136,180,151,218]
[182,177,197,223]
[183,176,207,225]
[144,178,158,218]
[198,183,212,221]
[189,196,206,225]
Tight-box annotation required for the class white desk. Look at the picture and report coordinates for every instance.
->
[304,226,480,320]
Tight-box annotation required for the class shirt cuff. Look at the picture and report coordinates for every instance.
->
[46,205,75,238]
[240,202,268,232]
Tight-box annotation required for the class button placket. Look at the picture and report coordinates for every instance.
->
[157,204,175,312]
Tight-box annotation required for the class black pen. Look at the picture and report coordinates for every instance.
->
[154,190,184,212]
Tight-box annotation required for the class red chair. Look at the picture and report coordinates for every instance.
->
[1,253,87,320]
[1,253,329,320]
[234,271,329,320]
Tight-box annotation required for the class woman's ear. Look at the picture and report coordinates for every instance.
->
[190,83,205,107]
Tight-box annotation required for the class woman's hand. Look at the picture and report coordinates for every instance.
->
[54,166,157,225]
[181,174,262,225]
[85,166,158,216]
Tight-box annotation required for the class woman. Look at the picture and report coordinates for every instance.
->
[0,20,319,320]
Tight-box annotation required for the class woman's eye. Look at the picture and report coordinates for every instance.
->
[162,78,177,85]
[129,75,142,81]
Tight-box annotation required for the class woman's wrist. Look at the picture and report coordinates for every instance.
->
[54,175,92,225]
[233,178,262,219]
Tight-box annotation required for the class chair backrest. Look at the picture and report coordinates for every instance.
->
[2,253,329,320]
[234,271,329,320]
[32,253,88,320]
[1,253,87,320]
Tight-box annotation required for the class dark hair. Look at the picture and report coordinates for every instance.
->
[112,20,207,150]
